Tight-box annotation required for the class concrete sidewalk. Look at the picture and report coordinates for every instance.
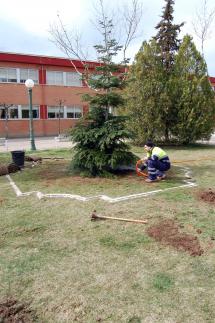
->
[0,134,214,153]
[197,133,215,145]
[0,137,75,152]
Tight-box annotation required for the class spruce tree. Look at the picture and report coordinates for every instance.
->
[70,19,136,176]
[153,0,184,141]
[154,0,184,73]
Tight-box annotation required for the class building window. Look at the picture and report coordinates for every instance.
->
[66,106,83,119]
[0,106,19,119]
[21,105,39,119]
[0,68,17,83]
[0,108,5,119]
[47,106,64,119]
[46,70,82,86]
[20,69,38,84]
[66,72,82,86]
[46,71,64,85]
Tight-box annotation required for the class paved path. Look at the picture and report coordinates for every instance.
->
[0,137,74,152]
[209,133,215,144]
[0,134,214,153]
[197,133,215,145]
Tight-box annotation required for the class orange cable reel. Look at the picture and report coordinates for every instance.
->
[136,159,148,178]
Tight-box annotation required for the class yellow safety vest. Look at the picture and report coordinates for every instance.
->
[147,147,168,160]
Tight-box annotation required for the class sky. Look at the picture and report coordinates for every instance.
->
[0,0,214,75]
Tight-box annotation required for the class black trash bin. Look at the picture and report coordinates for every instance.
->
[11,150,25,168]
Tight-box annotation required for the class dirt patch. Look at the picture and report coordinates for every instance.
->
[25,155,42,163]
[0,163,21,176]
[0,298,36,322]
[39,164,139,186]
[198,188,215,204]
[0,165,9,176]
[147,219,203,256]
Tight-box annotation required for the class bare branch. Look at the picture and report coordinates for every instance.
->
[91,0,144,63]
[50,13,95,89]
[49,0,144,86]
[50,15,86,72]
[192,0,215,55]
[120,0,143,62]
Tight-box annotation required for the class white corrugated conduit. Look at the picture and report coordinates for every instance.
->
[5,165,197,204]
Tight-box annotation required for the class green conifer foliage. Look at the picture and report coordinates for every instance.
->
[154,0,184,73]
[153,0,184,141]
[173,35,215,143]
[125,1,215,145]
[70,19,136,176]
[124,41,165,144]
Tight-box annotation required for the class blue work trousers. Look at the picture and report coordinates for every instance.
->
[144,159,170,180]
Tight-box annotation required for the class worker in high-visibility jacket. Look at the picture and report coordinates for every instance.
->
[140,141,171,183]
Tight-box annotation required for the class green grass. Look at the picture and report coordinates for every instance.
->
[8,162,186,198]
[152,273,174,292]
[0,145,215,322]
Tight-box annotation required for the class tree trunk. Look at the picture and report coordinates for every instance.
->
[164,124,169,143]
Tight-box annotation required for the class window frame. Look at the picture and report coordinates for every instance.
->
[0,105,19,119]
[66,72,82,87]
[20,105,40,119]
[65,106,83,119]
[0,67,17,83]
[46,70,83,87]
[47,106,65,119]
[46,71,64,86]
[19,68,39,84]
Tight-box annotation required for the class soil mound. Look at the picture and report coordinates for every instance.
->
[0,298,35,323]
[147,219,203,256]
[198,189,215,204]
[0,165,8,176]
[25,156,42,163]
[0,163,21,176]
[7,163,21,174]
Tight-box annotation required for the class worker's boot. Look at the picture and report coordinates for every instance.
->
[157,174,166,180]
[145,178,158,183]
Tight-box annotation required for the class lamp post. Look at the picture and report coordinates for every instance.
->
[25,79,36,150]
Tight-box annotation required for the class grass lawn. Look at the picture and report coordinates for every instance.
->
[0,145,215,322]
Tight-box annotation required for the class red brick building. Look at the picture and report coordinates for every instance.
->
[0,52,100,138]
[209,77,215,91]
[0,52,215,138]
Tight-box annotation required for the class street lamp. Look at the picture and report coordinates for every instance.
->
[25,79,36,150]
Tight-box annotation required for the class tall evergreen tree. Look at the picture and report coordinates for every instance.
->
[153,0,184,141]
[124,40,165,144]
[125,0,187,144]
[70,19,136,176]
[172,35,215,143]
[154,0,184,73]
[125,33,215,145]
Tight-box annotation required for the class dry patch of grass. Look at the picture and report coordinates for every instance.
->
[0,145,215,322]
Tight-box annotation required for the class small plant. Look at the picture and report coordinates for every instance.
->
[152,273,174,292]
